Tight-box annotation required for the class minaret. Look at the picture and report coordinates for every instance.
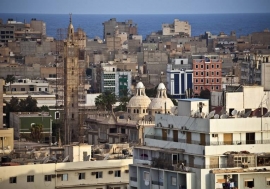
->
[64,14,80,144]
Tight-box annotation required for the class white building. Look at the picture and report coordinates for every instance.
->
[166,62,193,99]
[130,86,270,189]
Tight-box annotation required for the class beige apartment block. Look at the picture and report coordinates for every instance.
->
[0,159,132,189]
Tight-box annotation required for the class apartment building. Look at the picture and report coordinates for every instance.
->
[101,63,132,97]
[103,18,138,41]
[166,59,193,99]
[192,55,222,95]
[130,86,270,189]
[0,159,132,189]
[162,19,191,37]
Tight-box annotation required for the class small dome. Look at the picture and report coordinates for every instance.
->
[157,83,166,90]
[136,82,145,89]
[148,98,174,111]
[127,95,151,108]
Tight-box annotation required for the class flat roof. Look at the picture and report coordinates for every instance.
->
[179,98,208,102]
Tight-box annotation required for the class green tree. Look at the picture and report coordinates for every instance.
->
[95,91,116,111]
[5,75,15,94]
[40,105,49,112]
[29,123,43,142]
[19,96,40,112]
[115,89,131,112]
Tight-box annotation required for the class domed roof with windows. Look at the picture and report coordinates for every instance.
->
[127,82,151,108]
[148,82,174,112]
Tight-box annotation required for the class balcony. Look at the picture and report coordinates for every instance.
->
[145,134,270,146]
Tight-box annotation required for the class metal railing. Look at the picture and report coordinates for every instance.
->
[145,135,270,146]
[130,177,137,182]
[152,180,163,186]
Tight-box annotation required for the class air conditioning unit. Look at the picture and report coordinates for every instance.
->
[91,172,96,175]
[108,171,113,174]
[125,170,129,173]
[212,134,218,137]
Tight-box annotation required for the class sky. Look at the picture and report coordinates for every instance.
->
[0,0,270,14]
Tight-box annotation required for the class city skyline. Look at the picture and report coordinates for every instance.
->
[1,0,270,15]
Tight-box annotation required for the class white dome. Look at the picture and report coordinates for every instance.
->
[127,95,151,108]
[148,98,174,111]
[136,82,145,89]
[157,83,166,90]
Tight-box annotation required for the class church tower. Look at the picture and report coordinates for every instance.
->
[64,14,80,144]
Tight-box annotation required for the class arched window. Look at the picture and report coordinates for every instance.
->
[137,109,139,113]
[133,109,136,113]
[143,109,145,113]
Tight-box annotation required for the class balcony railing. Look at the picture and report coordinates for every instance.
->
[152,180,163,186]
[145,134,270,146]
[130,177,137,182]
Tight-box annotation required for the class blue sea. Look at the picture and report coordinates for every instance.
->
[1,13,270,39]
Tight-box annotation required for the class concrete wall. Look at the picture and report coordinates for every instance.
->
[0,79,4,128]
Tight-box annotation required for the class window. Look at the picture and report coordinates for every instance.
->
[44,175,52,182]
[216,86,219,90]
[212,72,214,76]
[200,65,203,69]
[217,71,219,76]
[195,86,198,90]
[266,178,270,185]
[246,133,255,144]
[55,111,60,119]
[201,72,204,76]
[206,72,209,76]
[45,88,47,91]
[217,64,220,68]
[216,79,219,83]
[9,177,16,183]
[171,176,177,186]
[244,179,254,188]
[78,173,85,180]
[206,65,209,69]
[206,79,209,83]
[72,113,74,119]
[114,170,121,177]
[39,88,41,91]
[96,172,102,179]
[27,175,34,182]
[62,174,68,181]
[21,88,25,91]
[143,171,149,181]
[195,72,198,76]
[201,79,203,83]
[195,65,198,68]
[211,64,214,68]
[195,79,198,83]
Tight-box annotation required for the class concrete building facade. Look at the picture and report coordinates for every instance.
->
[192,55,222,95]
[162,19,191,37]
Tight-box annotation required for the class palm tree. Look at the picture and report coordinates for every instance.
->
[95,91,116,111]
[29,124,43,142]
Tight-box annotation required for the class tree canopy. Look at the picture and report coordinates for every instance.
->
[29,123,43,142]
[95,91,117,111]
[5,96,40,127]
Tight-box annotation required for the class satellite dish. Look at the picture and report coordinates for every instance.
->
[29,149,35,154]
[240,110,245,117]
[214,114,219,119]
[201,112,205,118]
[237,111,241,118]
[207,110,215,119]
[43,156,50,164]
[231,109,237,116]
[263,111,270,117]
[62,155,69,162]
[50,156,57,161]
[243,110,252,118]
[104,154,110,160]
[220,114,228,119]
